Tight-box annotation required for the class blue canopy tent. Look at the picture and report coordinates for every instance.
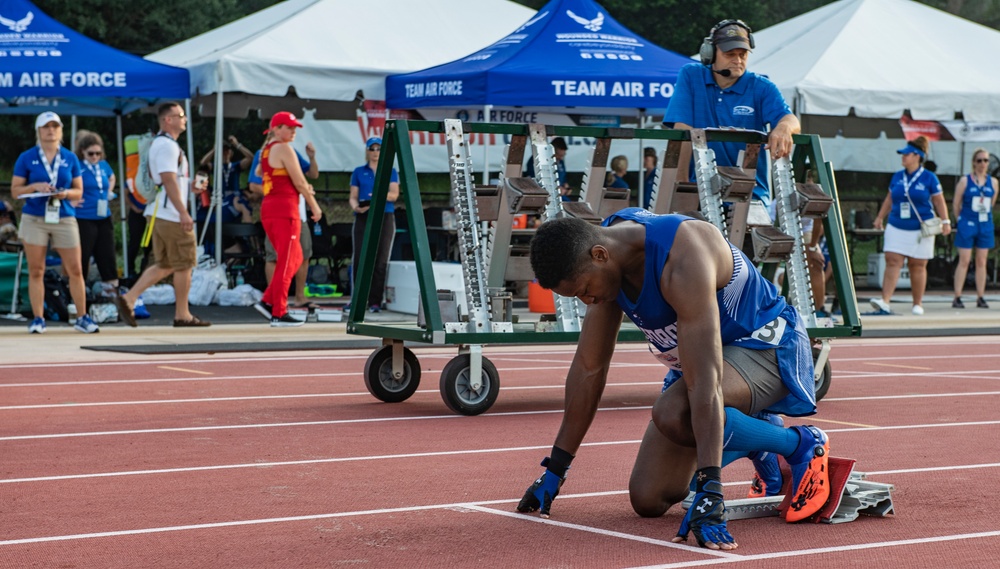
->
[386,0,690,109]
[0,0,191,279]
[385,0,691,196]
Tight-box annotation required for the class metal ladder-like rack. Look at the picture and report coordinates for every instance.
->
[526,124,584,333]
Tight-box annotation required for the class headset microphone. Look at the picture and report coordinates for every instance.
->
[713,69,732,77]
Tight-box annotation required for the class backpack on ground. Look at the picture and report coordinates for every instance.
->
[43,269,71,322]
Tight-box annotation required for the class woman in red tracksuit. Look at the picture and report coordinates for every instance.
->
[254,112,322,327]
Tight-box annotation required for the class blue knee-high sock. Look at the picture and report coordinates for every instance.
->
[723,407,799,457]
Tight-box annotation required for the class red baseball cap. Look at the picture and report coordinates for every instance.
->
[264,111,303,133]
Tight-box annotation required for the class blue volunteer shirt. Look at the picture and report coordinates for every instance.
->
[76,160,115,220]
[13,146,81,218]
[351,163,399,214]
[887,167,942,231]
[663,63,793,203]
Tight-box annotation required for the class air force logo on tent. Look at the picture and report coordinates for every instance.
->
[386,0,691,111]
[0,0,188,109]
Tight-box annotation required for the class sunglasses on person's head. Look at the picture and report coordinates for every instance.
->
[368,145,381,151]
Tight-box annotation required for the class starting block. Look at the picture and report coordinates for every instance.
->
[684,457,895,525]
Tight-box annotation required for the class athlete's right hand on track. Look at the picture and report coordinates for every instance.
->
[516,469,564,518]
[516,449,573,518]
[672,467,738,550]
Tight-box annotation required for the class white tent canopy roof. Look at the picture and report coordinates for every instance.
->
[146,0,535,101]
[751,0,1000,121]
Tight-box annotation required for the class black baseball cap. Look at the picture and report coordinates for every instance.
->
[713,23,752,52]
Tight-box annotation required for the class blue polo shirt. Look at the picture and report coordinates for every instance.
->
[350,163,398,214]
[887,167,942,231]
[77,160,115,220]
[664,63,793,203]
[13,146,82,218]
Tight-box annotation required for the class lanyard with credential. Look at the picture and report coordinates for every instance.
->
[85,162,105,195]
[901,167,923,198]
[38,146,63,188]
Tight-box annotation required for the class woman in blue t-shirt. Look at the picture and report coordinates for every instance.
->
[349,137,399,312]
[871,136,952,316]
[75,133,119,296]
[9,112,98,334]
[951,148,998,309]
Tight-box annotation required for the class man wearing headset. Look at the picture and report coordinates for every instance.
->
[664,19,800,209]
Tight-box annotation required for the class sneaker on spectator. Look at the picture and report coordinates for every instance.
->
[911,305,924,316]
[977,297,990,309]
[953,297,965,309]
[869,297,892,314]
[369,304,381,313]
[74,314,100,334]
[253,301,273,321]
[28,317,46,334]
[271,313,304,327]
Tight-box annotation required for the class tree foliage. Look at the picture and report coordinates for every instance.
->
[3,0,999,173]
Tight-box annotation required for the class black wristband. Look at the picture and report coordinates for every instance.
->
[693,466,723,494]
[540,446,575,478]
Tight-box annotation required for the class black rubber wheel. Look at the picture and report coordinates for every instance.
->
[363,345,421,403]
[439,354,500,416]
[813,346,832,402]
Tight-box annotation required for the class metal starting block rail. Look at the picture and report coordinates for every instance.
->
[726,474,895,525]
[348,120,862,416]
[683,457,895,525]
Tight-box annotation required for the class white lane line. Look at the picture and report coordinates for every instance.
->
[460,504,740,559]
[1,339,991,371]
[2,384,997,413]
[0,381,661,411]
[624,531,1000,568]
[0,406,643,441]
[0,440,635,484]
[3,403,1000,442]
[4,464,997,553]
[0,362,662,389]
[823,390,1000,402]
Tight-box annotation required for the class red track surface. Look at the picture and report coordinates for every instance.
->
[2,337,1000,568]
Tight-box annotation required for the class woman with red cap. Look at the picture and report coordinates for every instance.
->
[254,112,322,327]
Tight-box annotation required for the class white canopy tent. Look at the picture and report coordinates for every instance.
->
[751,0,1000,174]
[146,0,535,262]
[148,0,534,103]
[752,0,1000,121]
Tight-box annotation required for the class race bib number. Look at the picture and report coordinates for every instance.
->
[650,345,682,371]
[900,202,911,219]
[750,317,787,346]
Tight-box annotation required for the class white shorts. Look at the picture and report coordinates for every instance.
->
[883,224,935,260]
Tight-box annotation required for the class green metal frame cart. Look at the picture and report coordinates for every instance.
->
[347,119,861,415]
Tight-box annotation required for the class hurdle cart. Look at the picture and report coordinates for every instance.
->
[347,120,861,415]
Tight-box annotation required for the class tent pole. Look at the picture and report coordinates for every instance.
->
[116,112,129,278]
[71,116,78,151]
[638,110,645,209]
[482,104,492,185]
[186,99,195,215]
[214,90,224,266]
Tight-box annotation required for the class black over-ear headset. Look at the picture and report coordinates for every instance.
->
[699,19,755,66]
